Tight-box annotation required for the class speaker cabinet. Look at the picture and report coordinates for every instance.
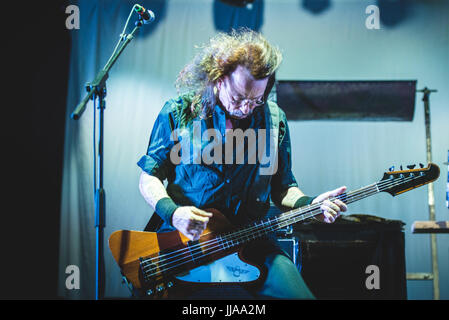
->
[292,214,407,300]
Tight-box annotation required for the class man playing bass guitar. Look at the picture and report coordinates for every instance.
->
[137,29,347,299]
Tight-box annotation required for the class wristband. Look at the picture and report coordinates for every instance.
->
[294,196,320,221]
[155,197,180,227]
[293,196,315,208]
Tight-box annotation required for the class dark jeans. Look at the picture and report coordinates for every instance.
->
[177,237,315,300]
[240,238,315,299]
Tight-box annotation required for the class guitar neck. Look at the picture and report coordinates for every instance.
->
[216,183,380,250]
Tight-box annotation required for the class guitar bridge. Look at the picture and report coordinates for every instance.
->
[138,255,176,297]
[139,257,156,284]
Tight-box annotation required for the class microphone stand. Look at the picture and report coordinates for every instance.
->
[70,16,146,300]
[416,87,439,300]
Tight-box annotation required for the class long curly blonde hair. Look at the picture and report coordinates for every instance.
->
[176,28,283,119]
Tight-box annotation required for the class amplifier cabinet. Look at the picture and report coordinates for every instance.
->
[292,215,407,300]
[276,236,300,269]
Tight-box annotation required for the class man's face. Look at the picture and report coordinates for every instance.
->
[217,65,269,119]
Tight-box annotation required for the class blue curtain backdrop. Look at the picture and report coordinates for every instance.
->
[60,0,449,299]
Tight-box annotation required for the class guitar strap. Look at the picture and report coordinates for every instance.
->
[242,100,281,222]
[144,209,164,231]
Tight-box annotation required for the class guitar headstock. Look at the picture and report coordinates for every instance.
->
[379,163,440,196]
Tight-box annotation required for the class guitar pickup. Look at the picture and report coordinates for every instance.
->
[187,240,205,265]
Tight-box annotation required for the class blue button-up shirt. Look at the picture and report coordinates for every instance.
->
[138,94,298,231]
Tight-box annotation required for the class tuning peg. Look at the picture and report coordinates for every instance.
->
[407,164,416,170]
[389,166,395,172]
[400,165,403,170]
[419,163,424,168]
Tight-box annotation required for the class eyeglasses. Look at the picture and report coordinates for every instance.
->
[222,78,265,107]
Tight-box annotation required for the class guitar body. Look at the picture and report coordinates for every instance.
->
[175,251,260,283]
[109,208,261,298]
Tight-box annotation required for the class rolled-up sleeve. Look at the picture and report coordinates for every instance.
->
[270,115,298,203]
[137,101,177,181]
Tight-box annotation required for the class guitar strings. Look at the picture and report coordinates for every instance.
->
[141,176,407,267]
[141,175,416,278]
[142,177,418,281]
[140,175,420,282]
[142,185,380,280]
[140,174,421,279]
[140,174,419,278]
[140,185,371,269]
[141,181,375,266]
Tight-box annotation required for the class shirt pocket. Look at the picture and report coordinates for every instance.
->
[177,164,222,192]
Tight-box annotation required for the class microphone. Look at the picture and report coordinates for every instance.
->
[135,4,155,24]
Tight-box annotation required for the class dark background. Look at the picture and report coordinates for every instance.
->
[2,1,70,299]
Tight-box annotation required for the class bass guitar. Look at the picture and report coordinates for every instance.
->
[109,163,439,298]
